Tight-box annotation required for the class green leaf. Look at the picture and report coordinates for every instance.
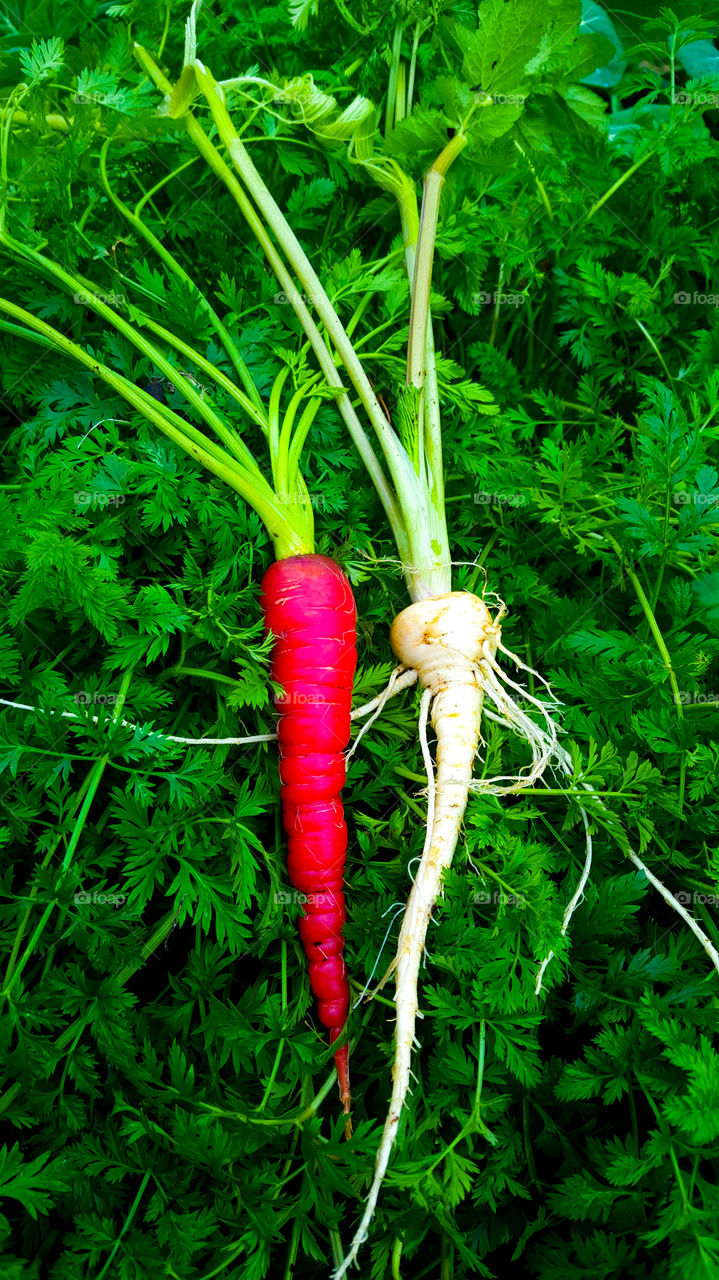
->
[19,37,64,85]
[453,0,583,95]
[0,1144,68,1219]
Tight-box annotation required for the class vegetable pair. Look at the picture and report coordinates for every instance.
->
[0,3,595,1271]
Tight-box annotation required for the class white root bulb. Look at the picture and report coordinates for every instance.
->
[333,592,501,1279]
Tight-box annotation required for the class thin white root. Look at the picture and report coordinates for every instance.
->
[349,666,418,722]
[333,591,501,1280]
[0,669,414,754]
[346,667,416,760]
[0,698,276,745]
[352,904,406,1009]
[535,807,593,994]
[627,850,719,979]
[497,638,557,698]
[532,741,719,991]
[468,650,567,796]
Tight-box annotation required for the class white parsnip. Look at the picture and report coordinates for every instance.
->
[334,589,579,1278]
[334,574,719,1277]
[334,591,501,1278]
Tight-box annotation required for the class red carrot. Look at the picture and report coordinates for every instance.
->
[260,553,357,1117]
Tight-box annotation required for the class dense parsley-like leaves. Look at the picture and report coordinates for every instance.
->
[1,2,719,1278]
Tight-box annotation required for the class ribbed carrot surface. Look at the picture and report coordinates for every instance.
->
[260,553,357,1111]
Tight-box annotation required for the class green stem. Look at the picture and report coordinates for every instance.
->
[514,136,554,220]
[422,1022,496,1179]
[2,668,134,1000]
[180,59,427,568]
[169,666,241,686]
[157,0,171,59]
[522,1095,540,1185]
[0,310,228,475]
[284,1200,302,1277]
[114,299,269,434]
[402,135,467,590]
[99,137,264,414]
[406,21,422,115]
[385,23,405,135]
[284,394,322,496]
[626,567,684,721]
[634,317,674,385]
[96,1170,151,1280]
[606,535,686,820]
[195,64,407,474]
[406,134,467,391]
[636,1074,690,1213]
[136,46,406,562]
[134,155,197,217]
[4,765,100,989]
[586,149,657,221]
[258,938,287,1111]
[269,365,291,493]
[332,0,369,35]
[630,569,686,821]
[391,1236,403,1280]
[649,485,673,620]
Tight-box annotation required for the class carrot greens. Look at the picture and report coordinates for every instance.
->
[1,2,719,1278]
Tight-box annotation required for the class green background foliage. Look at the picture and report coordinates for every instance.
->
[1,1,719,1276]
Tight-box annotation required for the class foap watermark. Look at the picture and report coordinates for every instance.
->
[74,889,127,906]
[74,690,119,706]
[677,691,719,705]
[673,891,719,906]
[272,87,314,106]
[74,89,125,107]
[276,493,330,510]
[674,91,719,107]
[672,491,719,507]
[73,289,128,308]
[275,890,334,906]
[269,80,312,106]
[472,890,527,907]
[674,290,719,308]
[275,691,327,708]
[273,290,324,306]
[74,491,126,509]
[474,491,525,508]
[472,91,527,107]
[474,290,526,307]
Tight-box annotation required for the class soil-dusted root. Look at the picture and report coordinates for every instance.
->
[260,554,357,1118]
[333,591,500,1279]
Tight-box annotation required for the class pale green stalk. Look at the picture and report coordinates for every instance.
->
[99,136,265,415]
[399,190,450,587]
[134,33,466,597]
[134,43,409,570]
[187,60,445,597]
[191,66,413,487]
[114,303,270,434]
[385,23,405,134]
